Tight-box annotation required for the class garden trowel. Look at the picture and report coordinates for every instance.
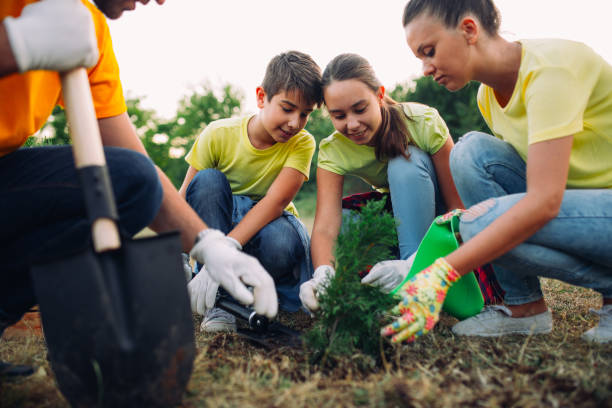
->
[30,68,195,407]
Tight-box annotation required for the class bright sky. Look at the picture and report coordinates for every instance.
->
[107,0,612,119]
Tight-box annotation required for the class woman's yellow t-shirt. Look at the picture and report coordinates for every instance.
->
[478,39,612,188]
[185,115,315,217]
[317,102,449,191]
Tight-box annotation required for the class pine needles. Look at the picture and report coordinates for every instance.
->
[305,199,398,363]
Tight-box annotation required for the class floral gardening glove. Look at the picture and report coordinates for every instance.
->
[435,209,465,225]
[381,257,460,343]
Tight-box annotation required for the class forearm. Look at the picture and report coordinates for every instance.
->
[311,226,338,269]
[432,138,464,210]
[0,22,18,77]
[445,194,556,275]
[98,114,206,251]
[228,197,285,246]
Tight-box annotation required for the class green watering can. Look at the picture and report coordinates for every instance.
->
[390,214,484,320]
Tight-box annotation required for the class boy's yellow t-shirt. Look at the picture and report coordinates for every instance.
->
[317,102,449,191]
[0,0,127,157]
[185,115,315,217]
[478,39,612,188]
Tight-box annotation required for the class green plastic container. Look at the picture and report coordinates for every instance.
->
[389,215,484,320]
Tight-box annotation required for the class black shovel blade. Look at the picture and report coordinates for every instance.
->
[31,232,195,408]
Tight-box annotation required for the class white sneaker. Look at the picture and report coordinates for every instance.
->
[452,305,552,337]
[200,308,236,333]
[582,305,612,344]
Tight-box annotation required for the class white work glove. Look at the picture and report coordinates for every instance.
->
[182,253,193,283]
[3,0,99,73]
[299,265,335,313]
[361,252,416,293]
[189,229,277,318]
[187,266,219,316]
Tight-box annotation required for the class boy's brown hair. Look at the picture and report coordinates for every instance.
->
[262,50,323,107]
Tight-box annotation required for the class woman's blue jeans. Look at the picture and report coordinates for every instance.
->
[450,131,612,304]
[185,169,303,286]
[387,145,446,259]
[0,146,163,325]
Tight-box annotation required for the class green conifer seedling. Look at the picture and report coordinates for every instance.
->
[305,198,398,363]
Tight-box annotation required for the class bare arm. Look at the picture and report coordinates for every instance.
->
[310,168,344,269]
[0,22,18,77]
[431,137,464,210]
[178,166,199,199]
[97,113,207,251]
[229,167,305,246]
[446,135,573,275]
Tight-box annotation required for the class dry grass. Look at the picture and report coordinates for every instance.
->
[2,278,611,408]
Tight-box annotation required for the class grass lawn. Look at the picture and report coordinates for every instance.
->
[1,278,610,407]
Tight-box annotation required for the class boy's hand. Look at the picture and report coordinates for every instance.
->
[190,229,278,318]
[361,252,416,293]
[187,266,219,316]
[182,253,193,282]
[299,264,335,313]
[381,258,460,343]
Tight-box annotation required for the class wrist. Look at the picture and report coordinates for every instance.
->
[225,236,242,251]
[433,257,460,284]
[194,228,223,246]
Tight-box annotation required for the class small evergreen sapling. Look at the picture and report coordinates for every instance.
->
[305,199,398,361]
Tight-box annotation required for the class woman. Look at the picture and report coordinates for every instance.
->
[383,0,612,343]
[299,53,466,312]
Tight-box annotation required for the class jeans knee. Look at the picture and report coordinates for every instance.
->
[189,169,226,192]
[388,146,432,184]
[450,132,486,175]
[186,169,229,204]
[459,198,497,241]
[109,148,162,233]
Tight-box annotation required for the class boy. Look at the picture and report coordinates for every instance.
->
[180,50,322,332]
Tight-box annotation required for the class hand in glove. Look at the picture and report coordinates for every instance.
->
[361,252,416,293]
[381,258,460,343]
[182,253,194,282]
[4,0,99,72]
[435,209,465,225]
[299,264,335,313]
[190,229,277,318]
[187,266,219,316]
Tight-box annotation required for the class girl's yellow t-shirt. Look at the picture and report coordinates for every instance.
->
[317,102,449,191]
[478,39,612,188]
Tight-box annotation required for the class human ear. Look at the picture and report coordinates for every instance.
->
[377,86,385,105]
[460,17,479,44]
[256,86,266,109]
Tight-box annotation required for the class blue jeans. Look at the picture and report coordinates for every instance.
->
[0,146,163,324]
[387,145,446,259]
[185,169,303,287]
[451,131,612,304]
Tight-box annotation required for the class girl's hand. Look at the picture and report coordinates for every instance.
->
[381,258,460,343]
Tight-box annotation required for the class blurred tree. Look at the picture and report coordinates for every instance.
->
[136,84,244,187]
[390,76,490,141]
[28,84,244,188]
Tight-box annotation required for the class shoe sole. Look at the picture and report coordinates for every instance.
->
[454,326,552,337]
[201,323,236,333]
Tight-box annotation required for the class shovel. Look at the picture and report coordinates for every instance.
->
[30,68,195,407]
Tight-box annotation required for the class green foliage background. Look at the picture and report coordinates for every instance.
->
[27,77,490,210]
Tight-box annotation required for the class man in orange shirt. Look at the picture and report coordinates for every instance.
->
[0,0,277,376]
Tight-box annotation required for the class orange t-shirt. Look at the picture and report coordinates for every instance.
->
[0,0,126,157]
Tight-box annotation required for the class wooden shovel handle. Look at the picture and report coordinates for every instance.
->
[60,68,121,252]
